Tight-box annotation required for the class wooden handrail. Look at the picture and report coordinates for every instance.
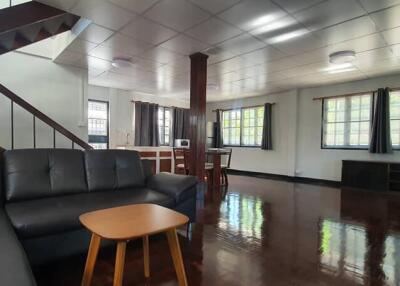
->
[0,84,92,150]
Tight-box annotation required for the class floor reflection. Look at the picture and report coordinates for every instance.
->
[35,175,400,286]
[218,193,264,240]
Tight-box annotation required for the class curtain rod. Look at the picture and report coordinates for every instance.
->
[131,100,188,110]
[313,87,400,101]
[212,103,276,112]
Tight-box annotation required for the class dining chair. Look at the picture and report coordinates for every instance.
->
[221,148,232,185]
[173,148,188,175]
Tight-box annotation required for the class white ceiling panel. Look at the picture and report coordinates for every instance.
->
[78,24,114,44]
[358,0,400,13]
[144,0,210,32]
[36,0,79,11]
[38,0,400,101]
[271,33,324,55]
[293,0,365,31]
[239,46,286,64]
[140,46,184,64]
[83,56,113,71]
[206,49,236,65]
[71,0,136,31]
[316,16,377,46]
[330,33,387,53]
[189,0,240,14]
[121,17,177,45]
[160,34,209,55]
[88,44,132,61]
[218,0,287,31]
[108,0,160,14]
[354,47,395,66]
[271,0,325,14]
[370,5,400,31]
[53,50,84,66]
[102,33,153,56]
[216,33,266,57]
[66,38,97,55]
[185,18,242,45]
[382,26,400,45]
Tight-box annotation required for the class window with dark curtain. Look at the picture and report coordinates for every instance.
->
[261,103,273,150]
[172,107,190,146]
[134,101,159,146]
[369,88,392,153]
[215,109,223,148]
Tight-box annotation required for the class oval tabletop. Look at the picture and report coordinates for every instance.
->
[79,204,189,240]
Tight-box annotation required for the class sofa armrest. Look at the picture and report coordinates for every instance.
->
[146,172,198,204]
[0,210,37,286]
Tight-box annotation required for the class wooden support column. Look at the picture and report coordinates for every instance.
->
[189,52,208,181]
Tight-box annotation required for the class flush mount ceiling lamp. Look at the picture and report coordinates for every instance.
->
[329,50,356,64]
[111,57,133,68]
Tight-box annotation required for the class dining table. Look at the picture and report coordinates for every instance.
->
[206,148,231,190]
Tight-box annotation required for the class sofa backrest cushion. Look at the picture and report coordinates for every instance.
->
[3,149,87,202]
[85,150,145,192]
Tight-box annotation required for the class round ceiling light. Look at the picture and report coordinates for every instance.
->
[111,58,133,68]
[329,50,356,64]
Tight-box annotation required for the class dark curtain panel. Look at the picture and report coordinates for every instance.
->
[172,107,190,146]
[369,88,392,153]
[134,102,159,146]
[261,103,273,150]
[215,109,223,148]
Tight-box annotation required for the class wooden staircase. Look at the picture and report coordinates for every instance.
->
[0,84,92,150]
[0,1,80,55]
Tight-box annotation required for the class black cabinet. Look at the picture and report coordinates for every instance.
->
[342,160,400,192]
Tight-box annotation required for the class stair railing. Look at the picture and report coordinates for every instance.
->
[0,84,92,150]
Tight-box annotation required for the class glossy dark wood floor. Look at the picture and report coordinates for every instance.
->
[34,175,400,286]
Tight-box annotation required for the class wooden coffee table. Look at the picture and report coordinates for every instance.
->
[79,204,189,286]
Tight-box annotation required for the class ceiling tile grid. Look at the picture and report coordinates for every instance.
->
[35,0,400,101]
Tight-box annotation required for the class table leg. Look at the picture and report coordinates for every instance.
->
[143,235,150,278]
[113,241,127,286]
[166,229,188,286]
[81,233,101,286]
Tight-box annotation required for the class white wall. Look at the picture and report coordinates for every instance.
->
[207,74,400,181]
[0,51,190,151]
[0,52,89,149]
[207,90,298,176]
[0,52,132,150]
[296,74,400,181]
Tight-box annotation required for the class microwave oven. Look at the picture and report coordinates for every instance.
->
[175,139,190,148]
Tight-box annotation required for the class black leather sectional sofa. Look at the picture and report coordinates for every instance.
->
[0,149,198,286]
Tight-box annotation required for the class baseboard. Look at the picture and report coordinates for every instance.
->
[227,169,341,188]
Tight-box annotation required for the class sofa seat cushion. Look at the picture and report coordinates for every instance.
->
[5,189,175,239]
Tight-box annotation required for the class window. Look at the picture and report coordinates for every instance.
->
[322,94,372,149]
[158,106,171,146]
[222,106,264,146]
[223,109,241,146]
[88,100,109,149]
[390,91,400,147]
[242,106,264,146]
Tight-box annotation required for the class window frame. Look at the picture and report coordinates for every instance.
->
[158,106,171,146]
[222,105,265,148]
[88,99,109,150]
[389,91,400,150]
[320,94,374,150]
